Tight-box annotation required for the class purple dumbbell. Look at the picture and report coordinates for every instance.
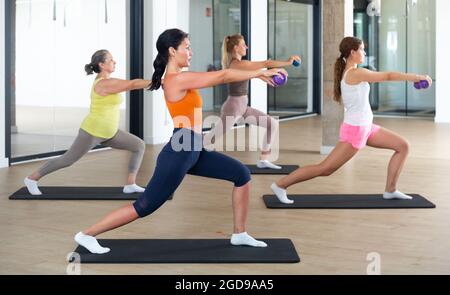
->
[272,72,288,87]
[414,80,429,90]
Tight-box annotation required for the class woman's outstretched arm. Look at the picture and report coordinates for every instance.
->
[169,68,288,92]
[95,78,151,96]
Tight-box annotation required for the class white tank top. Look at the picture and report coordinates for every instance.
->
[340,69,373,126]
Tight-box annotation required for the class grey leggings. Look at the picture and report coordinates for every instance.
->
[205,95,278,152]
[38,129,145,177]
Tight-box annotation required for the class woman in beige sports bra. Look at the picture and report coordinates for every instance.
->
[204,34,301,170]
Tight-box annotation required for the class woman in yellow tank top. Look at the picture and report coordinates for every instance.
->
[73,29,288,254]
[24,50,151,196]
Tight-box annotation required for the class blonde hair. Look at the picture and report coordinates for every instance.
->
[221,34,244,69]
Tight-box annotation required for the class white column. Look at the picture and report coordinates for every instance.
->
[1,0,8,168]
[176,0,190,32]
[344,0,354,37]
[435,0,450,123]
[143,0,190,144]
[249,0,268,113]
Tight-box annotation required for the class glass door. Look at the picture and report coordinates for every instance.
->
[268,0,316,118]
[405,0,435,116]
[188,0,242,129]
[378,0,408,115]
[354,0,436,117]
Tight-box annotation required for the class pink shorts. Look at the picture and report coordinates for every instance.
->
[339,123,381,150]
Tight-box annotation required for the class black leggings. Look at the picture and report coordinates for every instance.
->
[133,128,251,217]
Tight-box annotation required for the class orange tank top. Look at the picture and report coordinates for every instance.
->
[165,89,203,130]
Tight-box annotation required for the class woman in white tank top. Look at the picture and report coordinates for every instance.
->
[270,37,432,203]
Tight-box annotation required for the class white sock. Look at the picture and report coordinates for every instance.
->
[270,182,294,204]
[383,190,413,200]
[24,177,42,195]
[230,232,267,247]
[123,184,145,194]
[257,160,282,170]
[74,232,110,254]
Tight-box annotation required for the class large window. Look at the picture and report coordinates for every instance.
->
[189,0,320,124]
[354,0,436,117]
[7,0,128,161]
[268,0,319,118]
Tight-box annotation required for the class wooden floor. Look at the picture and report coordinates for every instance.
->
[1,116,449,275]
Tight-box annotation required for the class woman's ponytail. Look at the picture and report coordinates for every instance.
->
[333,56,346,103]
[150,53,167,91]
[221,36,231,69]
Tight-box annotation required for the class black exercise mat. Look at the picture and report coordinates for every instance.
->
[72,239,300,264]
[9,186,173,200]
[263,194,435,209]
[245,165,299,175]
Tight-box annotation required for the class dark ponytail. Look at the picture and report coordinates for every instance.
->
[150,28,189,91]
[84,63,96,75]
[333,37,363,103]
[150,53,168,91]
[85,49,109,75]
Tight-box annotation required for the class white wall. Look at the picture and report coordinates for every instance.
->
[345,0,354,37]
[435,0,450,123]
[15,0,127,108]
[1,0,7,168]
[177,0,190,31]
[143,0,190,145]
[250,0,268,113]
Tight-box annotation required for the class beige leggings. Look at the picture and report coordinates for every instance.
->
[38,129,145,177]
[205,95,278,152]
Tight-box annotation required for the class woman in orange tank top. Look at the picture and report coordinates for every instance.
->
[73,29,287,254]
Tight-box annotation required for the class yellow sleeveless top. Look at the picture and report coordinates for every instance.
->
[80,78,123,138]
